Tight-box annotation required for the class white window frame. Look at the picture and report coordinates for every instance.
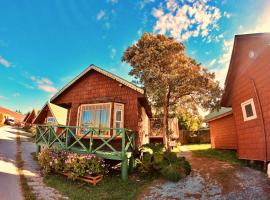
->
[241,98,257,121]
[46,117,56,124]
[113,103,124,132]
[77,103,112,136]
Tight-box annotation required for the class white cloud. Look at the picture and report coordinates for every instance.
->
[110,48,117,59]
[208,59,217,67]
[0,56,11,68]
[97,10,105,20]
[18,82,34,89]
[38,85,57,93]
[0,95,7,100]
[30,76,57,93]
[152,0,222,41]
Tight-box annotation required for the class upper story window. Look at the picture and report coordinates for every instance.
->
[47,117,56,124]
[241,98,257,121]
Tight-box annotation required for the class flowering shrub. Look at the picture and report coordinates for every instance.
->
[38,148,107,179]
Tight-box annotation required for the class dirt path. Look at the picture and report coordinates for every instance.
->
[0,126,67,200]
[16,127,68,200]
[140,150,270,200]
[0,126,23,200]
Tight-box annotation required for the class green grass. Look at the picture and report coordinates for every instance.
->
[182,144,244,165]
[16,132,37,200]
[44,173,154,200]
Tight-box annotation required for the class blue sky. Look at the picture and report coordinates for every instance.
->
[0,0,269,113]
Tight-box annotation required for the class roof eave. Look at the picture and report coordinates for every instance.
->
[50,64,144,102]
[205,110,233,123]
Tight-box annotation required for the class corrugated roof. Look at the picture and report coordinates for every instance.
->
[51,64,144,101]
[204,107,232,122]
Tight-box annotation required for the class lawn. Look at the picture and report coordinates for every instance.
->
[182,144,244,165]
[44,173,154,200]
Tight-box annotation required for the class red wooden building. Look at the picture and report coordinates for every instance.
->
[34,65,152,148]
[206,33,270,162]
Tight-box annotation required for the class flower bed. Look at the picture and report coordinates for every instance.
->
[38,148,107,186]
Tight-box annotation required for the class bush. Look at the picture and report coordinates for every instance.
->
[38,148,107,180]
[139,143,191,182]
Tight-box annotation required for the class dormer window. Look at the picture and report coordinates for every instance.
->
[241,98,257,121]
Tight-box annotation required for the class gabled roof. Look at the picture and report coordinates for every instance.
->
[23,112,30,122]
[204,107,232,122]
[0,106,25,122]
[221,32,270,106]
[25,109,39,123]
[48,103,68,125]
[34,102,68,125]
[51,64,144,101]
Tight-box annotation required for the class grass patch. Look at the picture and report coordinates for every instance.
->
[44,173,154,200]
[16,132,37,200]
[182,144,244,165]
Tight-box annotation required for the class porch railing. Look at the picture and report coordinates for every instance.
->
[35,125,136,180]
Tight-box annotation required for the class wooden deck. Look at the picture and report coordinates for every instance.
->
[35,125,136,180]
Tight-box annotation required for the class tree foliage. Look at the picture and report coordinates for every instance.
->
[177,106,203,131]
[122,33,222,148]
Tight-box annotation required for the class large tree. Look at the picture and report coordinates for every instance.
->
[122,33,222,149]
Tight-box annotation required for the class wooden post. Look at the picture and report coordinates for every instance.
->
[121,155,128,181]
[121,128,128,181]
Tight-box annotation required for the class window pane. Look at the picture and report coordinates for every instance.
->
[116,121,121,129]
[99,110,110,128]
[82,111,94,126]
[245,104,254,118]
[47,117,55,123]
[116,110,121,121]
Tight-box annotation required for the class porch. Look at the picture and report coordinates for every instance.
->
[35,125,136,180]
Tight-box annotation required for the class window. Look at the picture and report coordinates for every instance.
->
[114,103,124,133]
[241,98,257,121]
[79,103,111,135]
[47,117,56,124]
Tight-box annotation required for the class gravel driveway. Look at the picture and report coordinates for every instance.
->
[140,151,270,200]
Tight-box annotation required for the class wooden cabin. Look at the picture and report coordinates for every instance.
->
[206,33,270,162]
[0,106,25,125]
[34,65,152,149]
[24,109,39,127]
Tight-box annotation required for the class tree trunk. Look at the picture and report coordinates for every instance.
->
[163,87,171,150]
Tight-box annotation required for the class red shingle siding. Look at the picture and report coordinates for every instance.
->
[51,70,143,146]
[209,114,237,150]
[227,36,270,161]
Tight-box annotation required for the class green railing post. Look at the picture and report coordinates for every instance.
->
[121,128,128,181]
[89,128,93,153]
[65,128,69,149]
